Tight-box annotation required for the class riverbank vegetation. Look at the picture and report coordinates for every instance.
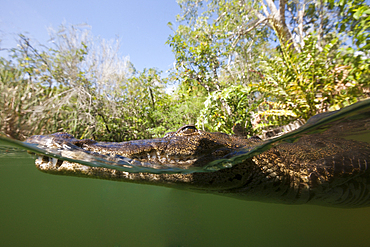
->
[1,0,369,141]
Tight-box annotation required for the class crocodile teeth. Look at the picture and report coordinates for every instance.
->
[37,156,43,162]
[159,157,167,163]
[129,152,200,165]
[52,158,58,166]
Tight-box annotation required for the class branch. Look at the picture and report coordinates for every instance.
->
[260,1,270,17]
[253,3,273,29]
[148,87,155,109]
[215,12,226,23]
[298,2,305,48]
[263,0,278,15]
[231,17,269,48]
[19,35,49,67]
[279,0,286,23]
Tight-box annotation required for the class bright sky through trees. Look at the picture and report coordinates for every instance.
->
[0,0,181,72]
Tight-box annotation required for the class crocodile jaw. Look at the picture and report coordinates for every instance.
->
[26,128,256,169]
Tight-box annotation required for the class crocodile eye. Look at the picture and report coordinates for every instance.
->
[176,125,198,135]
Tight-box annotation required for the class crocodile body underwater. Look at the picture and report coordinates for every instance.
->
[25,101,370,208]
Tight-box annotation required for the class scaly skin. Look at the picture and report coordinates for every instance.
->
[26,117,370,207]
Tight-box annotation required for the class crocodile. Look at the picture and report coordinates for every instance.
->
[25,108,370,208]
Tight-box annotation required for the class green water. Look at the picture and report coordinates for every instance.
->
[1,99,370,246]
[1,156,370,247]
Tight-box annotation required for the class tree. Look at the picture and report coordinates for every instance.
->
[0,24,173,141]
[11,25,133,140]
[197,84,262,134]
[0,57,50,139]
[167,0,270,93]
[169,0,369,135]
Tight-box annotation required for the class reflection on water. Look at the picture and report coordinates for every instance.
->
[1,99,370,246]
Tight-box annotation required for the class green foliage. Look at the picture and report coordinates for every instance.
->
[167,0,270,93]
[0,25,173,141]
[197,85,262,135]
[150,85,206,137]
[102,68,169,141]
[328,0,370,51]
[0,24,205,141]
[167,19,222,93]
[177,0,370,133]
[329,0,370,98]
[259,35,367,121]
[0,58,48,139]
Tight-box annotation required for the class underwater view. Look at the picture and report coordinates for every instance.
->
[1,99,370,246]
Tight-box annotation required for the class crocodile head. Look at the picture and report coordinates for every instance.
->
[25,112,370,207]
[26,125,261,170]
